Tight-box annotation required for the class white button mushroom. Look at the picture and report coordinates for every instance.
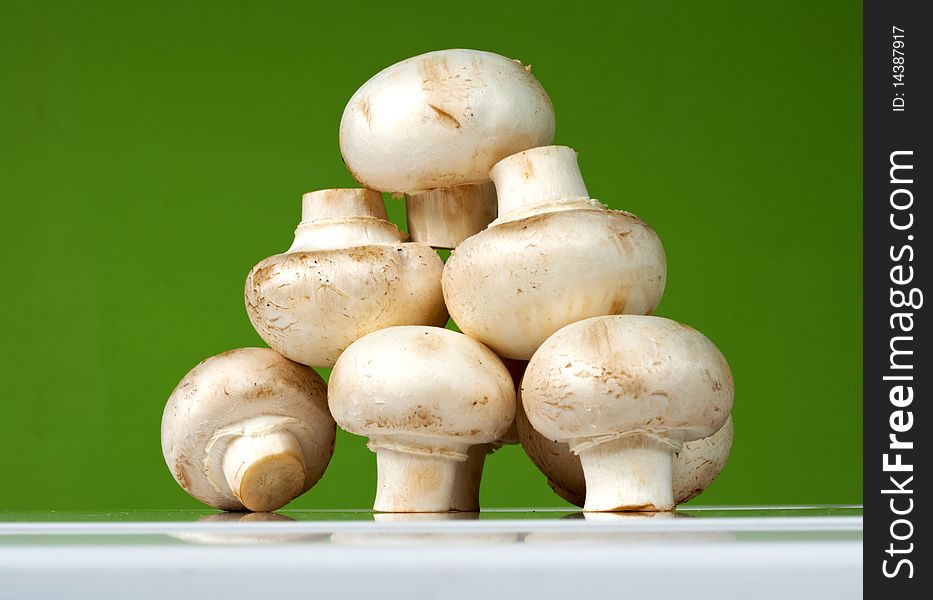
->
[339,49,556,248]
[443,145,667,360]
[521,316,733,512]
[161,348,336,512]
[516,402,734,507]
[328,326,515,512]
[245,188,448,368]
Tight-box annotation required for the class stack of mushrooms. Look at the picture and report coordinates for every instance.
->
[161,48,734,515]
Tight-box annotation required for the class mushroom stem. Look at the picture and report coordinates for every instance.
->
[372,446,465,512]
[491,146,603,224]
[450,443,500,511]
[575,434,675,512]
[222,431,307,513]
[406,182,498,249]
[288,188,403,252]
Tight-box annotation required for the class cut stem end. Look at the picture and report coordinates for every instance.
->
[223,431,307,513]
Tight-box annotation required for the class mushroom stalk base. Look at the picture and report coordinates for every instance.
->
[406,183,497,249]
[577,435,675,512]
[222,431,307,513]
[373,448,466,513]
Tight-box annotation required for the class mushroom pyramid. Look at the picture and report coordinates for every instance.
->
[161,48,734,513]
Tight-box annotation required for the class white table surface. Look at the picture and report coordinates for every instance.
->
[0,506,862,600]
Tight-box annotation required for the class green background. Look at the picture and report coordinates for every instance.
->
[0,0,861,511]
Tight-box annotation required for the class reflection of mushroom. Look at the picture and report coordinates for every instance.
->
[170,512,328,545]
[517,402,734,507]
[525,511,736,545]
[245,188,447,368]
[340,49,556,248]
[328,326,515,512]
[443,146,667,359]
[522,316,733,511]
[330,512,520,546]
[161,348,336,512]
[199,512,294,523]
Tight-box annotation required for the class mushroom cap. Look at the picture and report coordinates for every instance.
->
[246,243,448,368]
[339,49,555,193]
[161,348,336,511]
[673,416,734,503]
[517,408,734,507]
[522,316,733,445]
[328,326,515,448]
[515,400,586,506]
[443,209,666,359]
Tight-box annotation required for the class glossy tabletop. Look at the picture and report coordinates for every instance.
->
[0,506,862,599]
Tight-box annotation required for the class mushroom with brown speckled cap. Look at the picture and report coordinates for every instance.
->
[443,146,667,360]
[161,348,336,512]
[245,188,448,368]
[339,49,556,248]
[521,315,733,511]
[328,326,515,512]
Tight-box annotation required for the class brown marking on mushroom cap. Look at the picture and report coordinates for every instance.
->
[247,260,280,288]
[428,104,461,129]
[612,228,636,255]
[590,365,648,399]
[579,318,614,354]
[705,368,724,392]
[413,329,446,352]
[248,357,327,403]
[249,384,279,399]
[175,459,191,491]
[542,398,576,412]
[364,406,444,432]
[344,245,393,262]
[283,365,328,399]
[608,292,630,315]
[357,98,372,128]
[675,321,699,333]
[718,353,735,396]
[418,54,452,87]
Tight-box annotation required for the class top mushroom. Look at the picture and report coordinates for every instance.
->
[339,49,556,248]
